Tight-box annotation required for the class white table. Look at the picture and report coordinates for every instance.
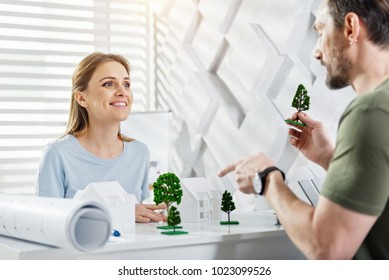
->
[0,212,304,259]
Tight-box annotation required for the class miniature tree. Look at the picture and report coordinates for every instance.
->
[285,84,310,126]
[153,172,183,213]
[161,206,188,235]
[153,172,183,230]
[220,190,239,225]
[167,206,181,232]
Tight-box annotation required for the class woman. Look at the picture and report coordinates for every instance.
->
[36,52,165,223]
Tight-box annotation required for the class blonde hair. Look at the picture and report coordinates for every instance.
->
[64,52,133,141]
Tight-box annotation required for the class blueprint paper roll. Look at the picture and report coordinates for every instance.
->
[0,195,111,252]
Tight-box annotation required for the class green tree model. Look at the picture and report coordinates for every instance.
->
[292,84,310,112]
[220,190,239,225]
[161,205,188,235]
[167,205,181,232]
[285,84,310,126]
[153,172,183,213]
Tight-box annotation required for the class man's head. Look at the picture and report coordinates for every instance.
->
[327,0,389,50]
[314,0,389,90]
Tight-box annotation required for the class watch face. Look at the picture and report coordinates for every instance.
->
[253,173,262,194]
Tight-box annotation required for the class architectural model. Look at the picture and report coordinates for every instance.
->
[153,172,183,229]
[220,190,239,225]
[74,181,136,234]
[161,206,188,235]
[284,84,310,126]
[180,177,222,223]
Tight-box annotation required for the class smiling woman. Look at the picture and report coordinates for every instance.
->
[35,52,167,223]
[66,53,133,141]
[0,0,151,196]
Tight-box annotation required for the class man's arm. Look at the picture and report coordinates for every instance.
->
[219,152,377,259]
[265,172,377,259]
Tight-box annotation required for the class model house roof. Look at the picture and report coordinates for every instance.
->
[181,177,214,200]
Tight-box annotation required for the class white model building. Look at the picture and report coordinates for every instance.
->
[180,177,222,223]
[73,181,136,234]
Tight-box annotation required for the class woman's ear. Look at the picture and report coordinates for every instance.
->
[75,91,87,108]
[344,12,361,45]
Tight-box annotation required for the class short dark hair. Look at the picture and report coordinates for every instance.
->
[327,0,389,49]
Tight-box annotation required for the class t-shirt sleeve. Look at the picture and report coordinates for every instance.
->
[35,144,65,197]
[321,105,389,216]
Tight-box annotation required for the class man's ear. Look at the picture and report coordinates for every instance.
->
[344,12,361,45]
[75,91,87,108]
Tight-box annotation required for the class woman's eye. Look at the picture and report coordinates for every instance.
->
[124,82,130,88]
[103,81,113,87]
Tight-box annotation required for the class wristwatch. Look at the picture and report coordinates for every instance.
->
[253,166,285,195]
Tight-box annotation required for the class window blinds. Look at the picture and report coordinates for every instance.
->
[0,0,151,194]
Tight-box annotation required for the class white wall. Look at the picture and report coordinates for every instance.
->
[152,0,356,191]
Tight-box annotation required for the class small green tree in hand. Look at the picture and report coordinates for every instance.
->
[220,190,239,225]
[285,84,310,126]
[292,84,310,112]
[153,172,183,213]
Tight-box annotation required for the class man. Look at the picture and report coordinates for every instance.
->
[218,0,389,259]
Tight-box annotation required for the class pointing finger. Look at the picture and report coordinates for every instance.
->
[218,163,236,177]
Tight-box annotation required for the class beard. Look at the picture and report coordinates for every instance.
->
[323,42,352,90]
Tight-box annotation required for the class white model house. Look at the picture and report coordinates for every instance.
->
[180,177,222,223]
[73,181,136,234]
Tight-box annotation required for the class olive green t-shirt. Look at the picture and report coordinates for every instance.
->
[321,77,389,259]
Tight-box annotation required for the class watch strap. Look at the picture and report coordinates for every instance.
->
[258,166,285,195]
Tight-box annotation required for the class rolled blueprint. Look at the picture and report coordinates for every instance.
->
[0,195,111,252]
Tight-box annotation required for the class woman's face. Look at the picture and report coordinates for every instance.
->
[79,61,133,125]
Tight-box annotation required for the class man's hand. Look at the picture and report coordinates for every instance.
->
[287,112,334,170]
[136,203,167,223]
[218,152,274,194]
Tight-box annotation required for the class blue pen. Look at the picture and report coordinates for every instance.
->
[112,229,121,237]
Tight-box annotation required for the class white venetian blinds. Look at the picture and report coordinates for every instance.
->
[0,0,150,194]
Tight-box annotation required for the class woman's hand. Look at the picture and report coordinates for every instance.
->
[135,203,167,223]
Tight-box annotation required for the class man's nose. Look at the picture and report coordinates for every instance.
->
[313,39,322,60]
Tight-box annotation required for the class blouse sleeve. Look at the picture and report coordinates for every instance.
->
[35,144,66,198]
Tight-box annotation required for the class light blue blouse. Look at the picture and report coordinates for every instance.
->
[35,134,150,202]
